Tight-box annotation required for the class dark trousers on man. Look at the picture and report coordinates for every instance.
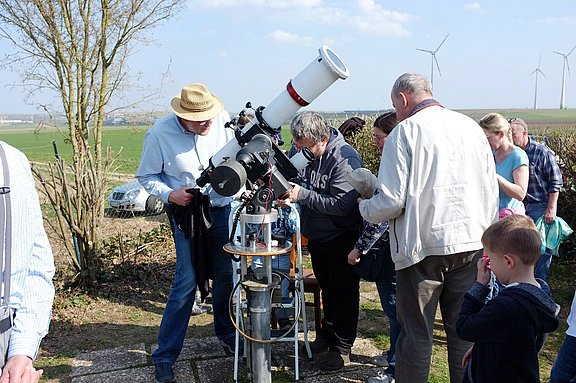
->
[395,249,482,383]
[308,231,360,355]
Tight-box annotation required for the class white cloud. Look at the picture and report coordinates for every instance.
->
[463,2,483,13]
[323,36,355,47]
[311,1,412,37]
[266,30,315,45]
[189,0,413,43]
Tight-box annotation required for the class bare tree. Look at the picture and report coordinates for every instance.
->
[0,0,184,285]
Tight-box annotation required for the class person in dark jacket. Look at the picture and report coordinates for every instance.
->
[456,215,560,383]
[284,111,363,371]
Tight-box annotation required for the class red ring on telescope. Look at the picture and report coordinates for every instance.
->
[286,81,310,107]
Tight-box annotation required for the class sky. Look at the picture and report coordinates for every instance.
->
[1,0,576,115]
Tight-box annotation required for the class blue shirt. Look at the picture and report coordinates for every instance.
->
[495,146,528,209]
[0,141,55,359]
[136,112,235,207]
[523,137,563,206]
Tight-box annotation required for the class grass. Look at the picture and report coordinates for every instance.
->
[3,113,575,381]
[30,221,576,383]
[2,109,575,176]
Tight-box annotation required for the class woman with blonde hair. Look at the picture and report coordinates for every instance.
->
[479,112,529,217]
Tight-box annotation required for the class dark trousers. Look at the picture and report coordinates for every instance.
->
[395,250,482,383]
[308,231,360,355]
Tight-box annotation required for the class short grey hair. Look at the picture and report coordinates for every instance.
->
[391,73,433,99]
[290,111,330,144]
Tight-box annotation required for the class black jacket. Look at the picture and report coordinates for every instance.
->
[456,280,560,383]
[170,189,213,300]
[293,128,363,242]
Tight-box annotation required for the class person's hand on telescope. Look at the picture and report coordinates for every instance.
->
[286,183,301,203]
[168,187,195,206]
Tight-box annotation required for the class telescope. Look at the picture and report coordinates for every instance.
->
[196,45,350,213]
[210,45,350,383]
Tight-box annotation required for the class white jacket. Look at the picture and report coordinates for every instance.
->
[359,105,498,270]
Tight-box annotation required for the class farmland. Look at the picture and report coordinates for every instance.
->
[1,108,576,176]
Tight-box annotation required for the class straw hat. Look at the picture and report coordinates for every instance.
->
[170,83,224,121]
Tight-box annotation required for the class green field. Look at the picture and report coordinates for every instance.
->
[0,124,295,175]
[0,126,150,174]
[1,108,575,175]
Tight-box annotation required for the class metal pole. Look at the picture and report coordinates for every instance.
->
[243,280,273,383]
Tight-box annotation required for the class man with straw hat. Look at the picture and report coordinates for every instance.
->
[136,83,236,383]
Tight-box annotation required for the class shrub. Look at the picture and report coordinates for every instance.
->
[339,115,381,174]
[546,130,576,257]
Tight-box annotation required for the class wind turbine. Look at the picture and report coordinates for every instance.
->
[554,43,576,109]
[530,54,547,110]
[416,34,449,92]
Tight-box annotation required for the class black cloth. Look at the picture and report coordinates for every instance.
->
[456,280,560,383]
[308,230,360,355]
[170,189,213,300]
[338,117,365,139]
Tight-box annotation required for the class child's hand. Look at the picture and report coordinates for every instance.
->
[476,257,491,285]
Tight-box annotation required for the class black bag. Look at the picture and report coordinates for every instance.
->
[352,246,390,282]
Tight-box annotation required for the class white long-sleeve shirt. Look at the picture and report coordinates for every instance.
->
[136,112,235,207]
[359,105,499,270]
[0,141,55,359]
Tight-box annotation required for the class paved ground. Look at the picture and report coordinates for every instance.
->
[69,328,388,382]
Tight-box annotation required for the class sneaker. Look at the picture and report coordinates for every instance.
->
[220,337,244,356]
[372,353,389,367]
[321,350,350,371]
[300,335,329,356]
[154,362,175,383]
[191,302,212,316]
[367,371,395,383]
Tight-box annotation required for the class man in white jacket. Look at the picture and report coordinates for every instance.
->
[359,73,498,383]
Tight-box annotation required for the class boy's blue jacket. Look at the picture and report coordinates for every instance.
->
[456,280,560,383]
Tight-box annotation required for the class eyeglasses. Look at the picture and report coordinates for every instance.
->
[292,140,318,151]
[372,134,388,142]
[507,117,528,131]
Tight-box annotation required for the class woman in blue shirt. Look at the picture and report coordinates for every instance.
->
[479,112,529,217]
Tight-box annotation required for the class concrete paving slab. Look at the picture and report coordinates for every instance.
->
[151,336,227,362]
[196,356,243,383]
[71,360,195,383]
[70,343,147,377]
[69,330,387,382]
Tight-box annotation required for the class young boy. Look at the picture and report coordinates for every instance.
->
[456,215,560,383]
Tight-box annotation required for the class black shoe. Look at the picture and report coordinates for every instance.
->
[278,318,293,332]
[322,350,350,371]
[221,336,244,356]
[154,362,176,383]
[301,335,329,356]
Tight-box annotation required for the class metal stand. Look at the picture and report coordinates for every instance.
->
[226,202,311,383]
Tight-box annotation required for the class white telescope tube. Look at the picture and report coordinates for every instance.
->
[209,45,349,167]
[262,45,350,129]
